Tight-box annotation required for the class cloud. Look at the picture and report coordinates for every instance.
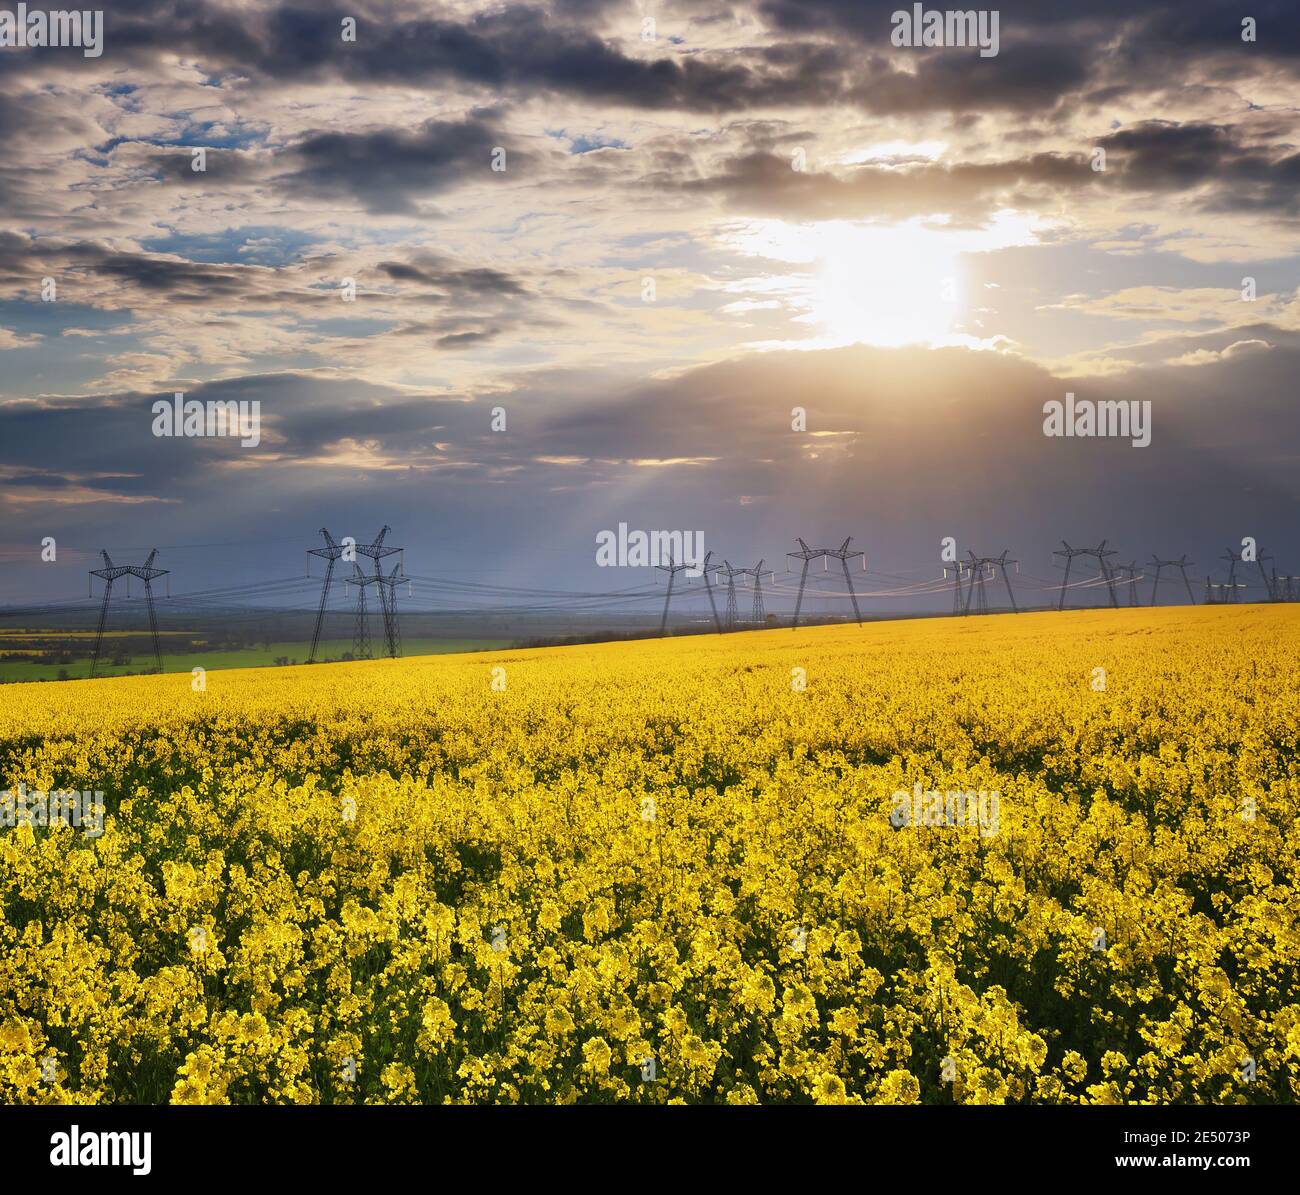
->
[1168,337,1272,366]
[674,145,1098,221]
[1099,121,1300,215]
[4,343,1296,597]
[274,116,518,214]
[1,1,1299,602]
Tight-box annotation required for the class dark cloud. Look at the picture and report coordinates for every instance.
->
[0,235,283,305]
[678,147,1097,220]
[0,1,843,113]
[0,235,536,321]
[847,41,1095,115]
[4,342,1297,600]
[146,146,265,186]
[672,119,1300,223]
[378,257,528,297]
[0,0,1292,121]
[1100,122,1300,215]
[760,0,1298,58]
[274,116,516,214]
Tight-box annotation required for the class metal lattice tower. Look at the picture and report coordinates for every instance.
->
[750,562,767,626]
[1148,555,1196,605]
[1115,560,1141,607]
[1205,575,1247,604]
[1054,540,1119,610]
[948,559,968,615]
[376,559,411,657]
[787,537,864,628]
[89,549,170,677]
[824,539,864,624]
[655,554,693,636]
[717,560,745,631]
[1220,549,1243,603]
[724,560,768,626]
[352,526,402,656]
[307,528,346,663]
[1219,546,1273,601]
[962,550,1019,615]
[345,564,378,659]
[1254,548,1276,601]
[700,551,722,634]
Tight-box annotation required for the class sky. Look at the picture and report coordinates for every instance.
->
[0,0,1297,611]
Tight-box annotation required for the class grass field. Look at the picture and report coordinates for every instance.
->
[0,605,1296,1104]
[0,638,512,683]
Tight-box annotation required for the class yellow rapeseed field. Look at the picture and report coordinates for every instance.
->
[1,605,1297,1104]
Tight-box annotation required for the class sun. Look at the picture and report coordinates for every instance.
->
[724,211,1042,350]
[811,220,962,347]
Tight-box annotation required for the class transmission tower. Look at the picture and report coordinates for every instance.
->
[700,551,722,634]
[788,537,864,628]
[375,559,411,657]
[1115,560,1141,607]
[345,564,376,659]
[825,539,864,624]
[962,550,1018,614]
[1254,548,1276,601]
[1054,540,1118,609]
[947,559,967,615]
[655,555,693,636]
[354,526,402,655]
[1220,549,1242,603]
[1148,555,1196,605]
[727,560,768,626]
[1221,546,1274,602]
[89,549,169,677]
[717,560,747,631]
[751,565,766,625]
[307,528,346,663]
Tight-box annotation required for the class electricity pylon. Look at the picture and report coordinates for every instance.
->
[89,549,169,676]
[1054,540,1118,609]
[354,527,402,655]
[1254,548,1276,601]
[345,564,375,659]
[656,554,693,636]
[700,551,722,633]
[825,539,864,624]
[948,559,968,615]
[788,537,863,628]
[1148,555,1196,605]
[376,559,410,657]
[727,560,768,626]
[345,560,407,659]
[963,550,1018,614]
[750,562,767,625]
[1115,560,1141,607]
[1220,549,1243,603]
[1220,546,1273,601]
[717,560,746,631]
[307,528,346,663]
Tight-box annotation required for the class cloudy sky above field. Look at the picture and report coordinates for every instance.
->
[0,0,1298,603]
